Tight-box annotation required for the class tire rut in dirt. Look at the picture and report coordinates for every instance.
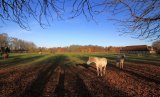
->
[105,65,160,96]
[54,70,65,97]
[0,56,53,97]
[43,66,63,97]
[75,74,92,97]
[20,55,67,97]
[109,63,160,85]
[20,63,57,97]
[108,59,160,84]
[21,60,63,97]
[124,66,160,84]
[75,64,128,97]
[63,66,92,97]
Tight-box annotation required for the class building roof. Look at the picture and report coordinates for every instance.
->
[121,45,152,51]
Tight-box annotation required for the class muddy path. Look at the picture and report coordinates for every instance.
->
[0,55,57,97]
[75,64,128,97]
[105,65,160,97]
[75,63,160,96]
[0,54,160,97]
[108,59,160,85]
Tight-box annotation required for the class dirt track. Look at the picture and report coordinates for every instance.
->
[0,55,160,97]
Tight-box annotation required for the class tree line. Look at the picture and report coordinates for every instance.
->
[0,33,122,53]
[1,32,160,54]
[46,45,121,53]
[152,40,160,54]
[0,33,37,53]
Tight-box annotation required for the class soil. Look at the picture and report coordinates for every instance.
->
[0,55,160,97]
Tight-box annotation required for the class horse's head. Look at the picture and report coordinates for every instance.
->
[87,57,96,65]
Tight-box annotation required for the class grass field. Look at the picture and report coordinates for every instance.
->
[0,53,160,97]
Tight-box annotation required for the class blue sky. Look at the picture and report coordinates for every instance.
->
[0,5,152,48]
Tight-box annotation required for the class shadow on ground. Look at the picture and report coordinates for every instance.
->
[21,55,68,97]
[0,55,45,68]
[108,63,160,85]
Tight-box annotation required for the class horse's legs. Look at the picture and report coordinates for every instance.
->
[122,62,124,69]
[103,66,106,75]
[100,67,103,76]
[96,66,99,76]
[116,62,119,67]
[121,62,123,69]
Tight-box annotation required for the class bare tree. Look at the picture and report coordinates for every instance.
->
[152,40,160,54]
[0,33,9,47]
[0,0,65,30]
[0,0,160,40]
[102,0,160,40]
[76,0,160,40]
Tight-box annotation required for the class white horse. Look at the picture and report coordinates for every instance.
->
[87,57,107,76]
